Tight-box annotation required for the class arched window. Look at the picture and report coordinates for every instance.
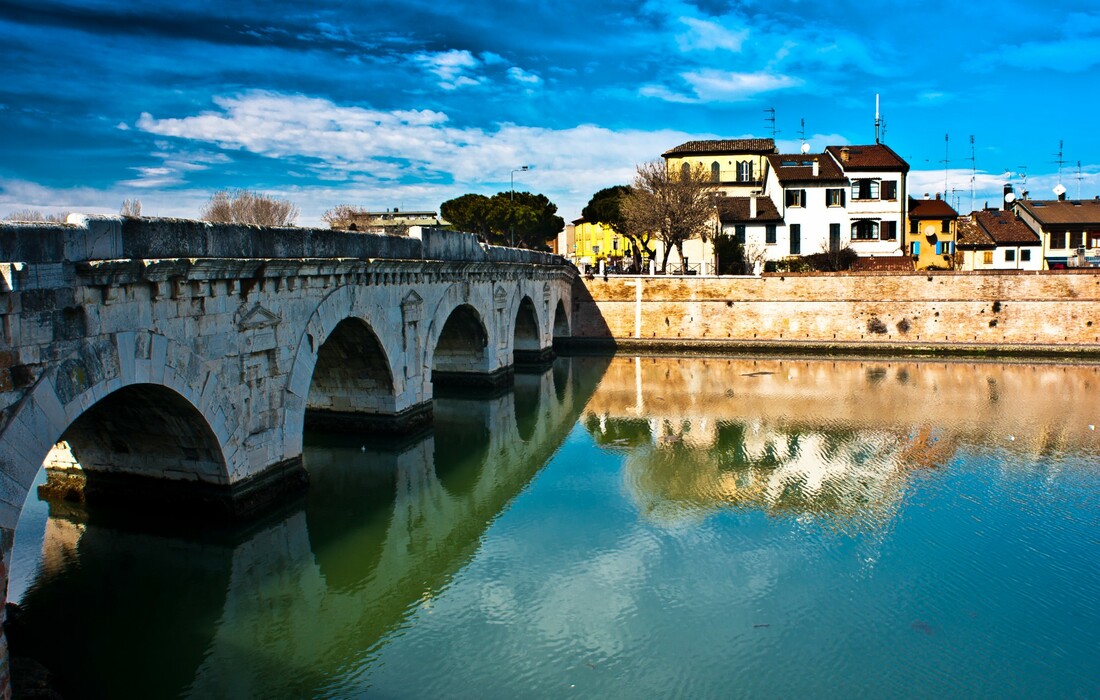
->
[851,220,880,240]
[681,162,691,179]
[710,161,720,182]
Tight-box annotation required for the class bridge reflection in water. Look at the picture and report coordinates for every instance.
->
[10,356,609,699]
[9,355,1100,698]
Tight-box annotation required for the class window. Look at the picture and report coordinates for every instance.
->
[734,225,746,244]
[1069,231,1084,249]
[1005,249,1016,262]
[910,219,919,234]
[826,188,846,207]
[1021,249,1031,262]
[983,251,993,265]
[791,224,801,254]
[1050,231,1067,248]
[881,221,897,240]
[711,161,720,182]
[681,162,691,179]
[881,181,898,200]
[935,241,955,255]
[785,189,807,207]
[829,224,840,252]
[766,224,777,244]
[851,179,880,200]
[736,160,754,182]
[941,219,951,233]
[852,220,879,240]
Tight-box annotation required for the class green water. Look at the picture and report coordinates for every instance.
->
[9,356,1100,698]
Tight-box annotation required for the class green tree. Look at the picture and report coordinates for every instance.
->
[440,193,492,238]
[582,185,656,270]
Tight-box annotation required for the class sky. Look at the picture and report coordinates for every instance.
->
[2,0,1099,227]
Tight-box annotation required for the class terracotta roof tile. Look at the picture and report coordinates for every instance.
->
[663,138,777,157]
[1016,198,1100,226]
[825,144,909,171]
[908,196,958,218]
[974,209,1041,245]
[716,196,783,223]
[955,216,993,249]
[766,154,846,183]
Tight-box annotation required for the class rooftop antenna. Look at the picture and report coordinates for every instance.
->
[764,107,779,140]
[1018,165,1028,190]
[799,118,806,149]
[1054,139,1066,192]
[969,135,976,214]
[874,94,881,144]
[940,133,950,199]
[1077,160,1083,199]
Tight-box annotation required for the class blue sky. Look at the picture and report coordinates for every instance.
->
[2,0,1099,226]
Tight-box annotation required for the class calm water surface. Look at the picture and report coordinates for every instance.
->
[9,356,1100,698]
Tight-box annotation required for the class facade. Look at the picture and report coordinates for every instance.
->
[907,195,958,270]
[571,218,634,269]
[716,196,784,273]
[763,152,850,260]
[1014,196,1100,268]
[956,209,1042,271]
[330,208,443,233]
[824,145,908,257]
[662,139,777,197]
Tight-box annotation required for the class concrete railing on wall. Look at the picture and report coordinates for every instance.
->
[570,270,1100,352]
[0,217,566,266]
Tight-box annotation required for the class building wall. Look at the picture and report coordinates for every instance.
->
[572,271,1100,346]
[664,154,769,195]
[573,220,635,268]
[907,216,957,270]
[845,170,906,256]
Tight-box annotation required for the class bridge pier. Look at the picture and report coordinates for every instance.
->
[304,401,433,438]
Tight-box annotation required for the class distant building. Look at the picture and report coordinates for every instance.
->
[824,144,908,258]
[1013,196,1100,268]
[571,218,634,269]
[763,151,849,260]
[330,208,444,234]
[956,209,1042,271]
[662,139,777,197]
[907,194,958,270]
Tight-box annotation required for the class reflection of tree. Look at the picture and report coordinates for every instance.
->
[621,419,948,534]
[584,415,652,449]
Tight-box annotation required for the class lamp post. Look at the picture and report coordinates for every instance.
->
[510,165,529,247]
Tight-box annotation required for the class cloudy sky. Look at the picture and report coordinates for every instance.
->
[2,0,1098,226]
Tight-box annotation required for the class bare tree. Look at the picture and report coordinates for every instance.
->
[3,210,70,223]
[201,189,299,226]
[322,204,360,229]
[120,199,142,217]
[621,160,717,273]
[741,240,769,276]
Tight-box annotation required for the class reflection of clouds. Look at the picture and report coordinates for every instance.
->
[532,530,658,657]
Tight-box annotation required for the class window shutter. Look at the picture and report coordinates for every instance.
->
[912,241,920,255]
[851,182,859,200]
[841,189,846,206]
[801,189,807,206]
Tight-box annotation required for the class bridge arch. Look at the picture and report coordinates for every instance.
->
[553,299,570,339]
[0,333,237,530]
[304,317,398,431]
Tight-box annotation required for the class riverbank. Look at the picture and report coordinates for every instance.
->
[569,270,1100,357]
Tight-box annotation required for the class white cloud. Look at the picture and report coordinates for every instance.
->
[676,16,749,52]
[508,66,542,85]
[412,49,485,89]
[644,69,802,103]
[134,91,704,220]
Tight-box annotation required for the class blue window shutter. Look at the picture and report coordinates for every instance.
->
[935,242,942,255]
[912,241,920,255]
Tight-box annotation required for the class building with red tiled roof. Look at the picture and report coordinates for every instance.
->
[907,195,959,270]
[662,138,777,198]
[956,209,1042,271]
[762,153,850,261]
[1014,196,1100,268]
[822,144,909,260]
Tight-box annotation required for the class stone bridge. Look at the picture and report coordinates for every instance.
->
[0,216,577,536]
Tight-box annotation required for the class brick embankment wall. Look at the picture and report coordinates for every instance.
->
[568,270,1100,357]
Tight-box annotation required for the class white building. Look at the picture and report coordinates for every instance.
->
[823,144,908,257]
[763,152,851,259]
[956,209,1043,271]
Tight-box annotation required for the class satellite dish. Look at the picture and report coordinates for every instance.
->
[800,143,811,154]
[1004,192,1016,203]
[1053,183,1067,196]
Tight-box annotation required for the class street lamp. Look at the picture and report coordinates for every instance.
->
[510,165,529,247]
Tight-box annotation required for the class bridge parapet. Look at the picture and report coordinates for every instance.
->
[0,216,566,266]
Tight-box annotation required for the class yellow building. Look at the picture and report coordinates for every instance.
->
[907,195,958,270]
[571,217,634,269]
[661,138,777,196]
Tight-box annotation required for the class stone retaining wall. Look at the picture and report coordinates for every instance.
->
[571,270,1100,350]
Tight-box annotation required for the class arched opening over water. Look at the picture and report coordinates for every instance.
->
[553,299,570,340]
[306,317,397,432]
[514,296,541,354]
[432,304,499,394]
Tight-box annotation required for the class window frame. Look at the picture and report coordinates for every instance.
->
[851,220,879,241]
[765,224,777,245]
[790,224,801,255]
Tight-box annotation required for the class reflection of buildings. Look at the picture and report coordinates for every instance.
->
[584,356,1100,529]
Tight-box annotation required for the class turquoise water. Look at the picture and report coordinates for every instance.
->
[9,356,1100,698]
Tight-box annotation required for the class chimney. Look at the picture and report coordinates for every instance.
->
[935,193,941,200]
[840,147,850,163]
[812,159,820,177]
[1003,184,1014,211]
[1022,190,1029,200]
[1058,191,1066,201]
[924,192,930,200]
[750,195,758,219]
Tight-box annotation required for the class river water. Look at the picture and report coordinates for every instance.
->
[8,355,1100,698]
